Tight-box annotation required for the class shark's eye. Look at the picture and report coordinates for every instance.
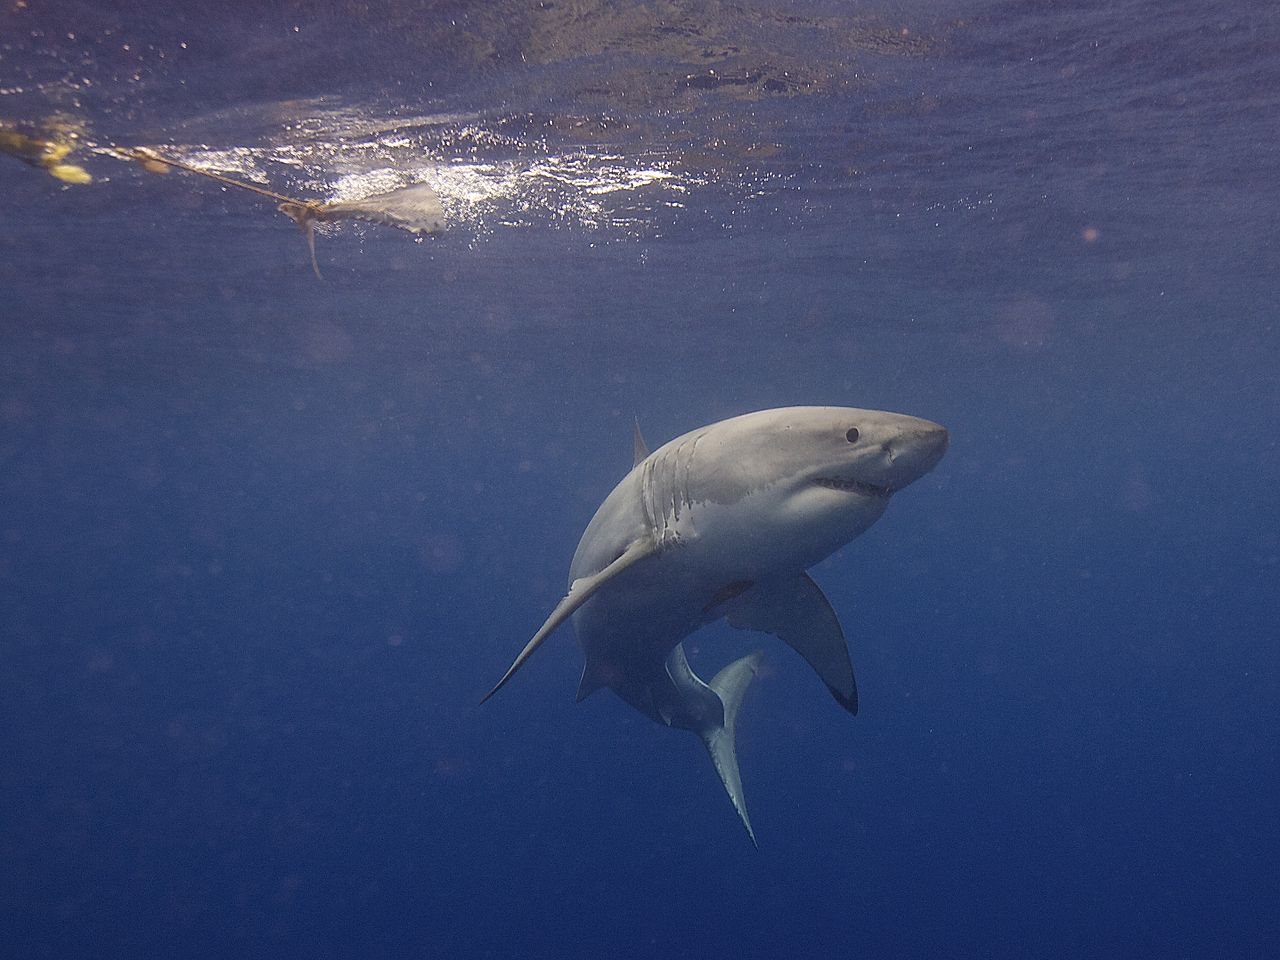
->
[845,427,860,443]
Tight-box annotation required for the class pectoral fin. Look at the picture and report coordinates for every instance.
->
[481,537,656,703]
[725,573,858,715]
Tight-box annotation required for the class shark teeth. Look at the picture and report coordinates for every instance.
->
[812,476,892,497]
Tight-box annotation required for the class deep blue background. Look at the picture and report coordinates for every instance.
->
[2,1,1278,957]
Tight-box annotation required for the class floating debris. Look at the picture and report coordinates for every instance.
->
[280,184,445,278]
[318,185,445,237]
[0,126,92,184]
[120,147,445,278]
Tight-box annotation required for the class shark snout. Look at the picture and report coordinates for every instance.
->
[881,418,949,491]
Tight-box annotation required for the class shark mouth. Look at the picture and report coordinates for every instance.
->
[813,476,893,497]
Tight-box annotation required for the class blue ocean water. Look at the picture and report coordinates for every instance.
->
[2,1,1277,957]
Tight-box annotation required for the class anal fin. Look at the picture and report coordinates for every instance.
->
[575,660,609,702]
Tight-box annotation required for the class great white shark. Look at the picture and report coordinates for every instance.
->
[483,406,948,843]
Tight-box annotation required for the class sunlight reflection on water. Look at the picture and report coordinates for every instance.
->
[143,103,728,240]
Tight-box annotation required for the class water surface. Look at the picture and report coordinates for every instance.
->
[2,2,1277,957]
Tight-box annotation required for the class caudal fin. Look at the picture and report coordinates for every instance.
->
[701,650,765,847]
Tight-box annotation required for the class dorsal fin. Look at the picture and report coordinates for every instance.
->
[632,418,650,467]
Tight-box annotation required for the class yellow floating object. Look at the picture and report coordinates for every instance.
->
[47,162,93,184]
[0,128,93,184]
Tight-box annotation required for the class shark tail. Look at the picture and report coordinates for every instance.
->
[701,650,765,847]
